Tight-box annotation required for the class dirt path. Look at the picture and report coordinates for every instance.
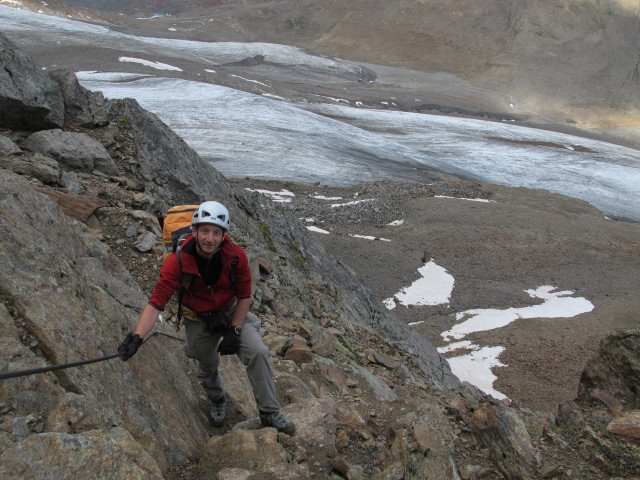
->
[233,178,640,414]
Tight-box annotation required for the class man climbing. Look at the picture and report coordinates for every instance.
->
[118,201,295,435]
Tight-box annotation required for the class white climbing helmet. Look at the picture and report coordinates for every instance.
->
[191,201,230,231]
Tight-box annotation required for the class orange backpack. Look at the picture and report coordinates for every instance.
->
[161,205,198,263]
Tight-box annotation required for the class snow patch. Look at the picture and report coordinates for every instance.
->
[385,260,455,309]
[307,226,330,234]
[245,188,295,203]
[441,286,594,341]
[119,56,182,71]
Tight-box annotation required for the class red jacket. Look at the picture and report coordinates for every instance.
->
[149,234,252,314]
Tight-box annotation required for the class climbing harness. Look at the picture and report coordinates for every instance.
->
[0,330,185,381]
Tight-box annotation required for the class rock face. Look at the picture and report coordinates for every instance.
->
[556,329,640,477]
[578,328,640,409]
[25,129,118,175]
[0,31,639,479]
[0,169,209,472]
[0,32,64,130]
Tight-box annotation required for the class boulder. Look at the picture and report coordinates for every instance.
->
[199,428,309,478]
[0,33,64,130]
[556,328,640,475]
[2,152,59,184]
[24,129,118,175]
[0,134,20,154]
[607,410,640,444]
[49,69,111,128]
[0,428,164,480]
[578,328,640,409]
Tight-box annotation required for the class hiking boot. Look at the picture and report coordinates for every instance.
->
[210,395,227,426]
[259,410,296,435]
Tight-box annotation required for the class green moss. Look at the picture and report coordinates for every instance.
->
[528,426,542,438]
[118,116,131,130]
[259,222,277,252]
[547,423,565,433]
[339,338,358,359]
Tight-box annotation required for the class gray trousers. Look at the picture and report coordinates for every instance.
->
[184,311,281,413]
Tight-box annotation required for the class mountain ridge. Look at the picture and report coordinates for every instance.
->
[15,0,640,147]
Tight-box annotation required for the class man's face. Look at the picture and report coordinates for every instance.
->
[194,224,225,257]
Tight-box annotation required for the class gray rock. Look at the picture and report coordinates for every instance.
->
[134,230,158,252]
[1,152,59,184]
[0,33,64,130]
[24,129,118,175]
[126,223,139,238]
[350,363,398,402]
[49,69,111,128]
[0,428,164,479]
[132,191,153,208]
[60,171,82,194]
[199,428,309,479]
[449,389,540,480]
[0,135,20,154]
[412,407,460,478]
[578,329,640,409]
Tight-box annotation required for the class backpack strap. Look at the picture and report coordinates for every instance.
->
[175,246,194,330]
[229,256,238,283]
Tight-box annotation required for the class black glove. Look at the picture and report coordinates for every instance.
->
[217,329,241,356]
[118,332,143,361]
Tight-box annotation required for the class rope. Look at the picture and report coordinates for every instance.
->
[0,330,184,381]
[153,331,185,343]
[0,352,123,380]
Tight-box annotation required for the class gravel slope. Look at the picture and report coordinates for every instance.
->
[232,177,640,414]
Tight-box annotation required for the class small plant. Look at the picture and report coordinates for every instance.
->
[259,222,277,252]
[339,338,357,359]
[528,426,542,438]
[547,423,565,433]
[118,116,131,130]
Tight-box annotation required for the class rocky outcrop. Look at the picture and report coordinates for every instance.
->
[24,129,118,175]
[48,69,111,128]
[0,32,64,130]
[0,169,209,472]
[578,328,640,410]
[555,329,640,476]
[1,30,639,480]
